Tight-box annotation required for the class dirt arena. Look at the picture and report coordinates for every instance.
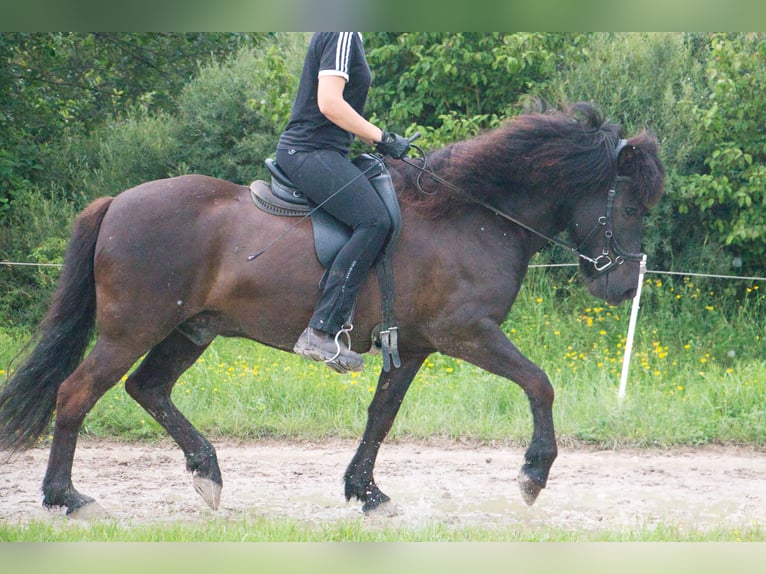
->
[2,438,765,533]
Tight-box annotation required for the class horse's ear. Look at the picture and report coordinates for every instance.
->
[616,141,638,173]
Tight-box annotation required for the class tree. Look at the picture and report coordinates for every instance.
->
[0,33,274,325]
[0,33,268,215]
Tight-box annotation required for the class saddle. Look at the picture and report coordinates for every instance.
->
[249,153,402,370]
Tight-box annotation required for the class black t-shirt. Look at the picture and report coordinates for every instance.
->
[278,32,371,154]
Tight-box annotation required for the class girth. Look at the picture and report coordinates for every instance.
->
[249,153,403,371]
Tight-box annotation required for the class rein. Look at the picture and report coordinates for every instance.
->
[401,140,644,277]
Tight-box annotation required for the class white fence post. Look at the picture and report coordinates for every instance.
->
[618,254,647,407]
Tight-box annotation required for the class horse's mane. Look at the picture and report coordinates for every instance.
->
[392,102,664,218]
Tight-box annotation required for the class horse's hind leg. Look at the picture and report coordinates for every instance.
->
[344,353,426,512]
[43,339,141,517]
[124,330,221,509]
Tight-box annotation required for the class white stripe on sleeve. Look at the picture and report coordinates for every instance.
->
[335,32,352,76]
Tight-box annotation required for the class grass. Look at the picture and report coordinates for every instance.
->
[1,515,763,542]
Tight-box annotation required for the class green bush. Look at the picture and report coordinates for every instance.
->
[0,37,305,328]
[83,110,182,195]
[73,34,306,195]
[545,33,707,165]
[541,33,711,274]
[0,184,78,325]
[172,34,305,183]
[675,33,766,275]
[365,33,585,142]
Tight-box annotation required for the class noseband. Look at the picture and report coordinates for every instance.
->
[403,138,645,278]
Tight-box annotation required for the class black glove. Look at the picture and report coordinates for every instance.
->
[375,131,411,159]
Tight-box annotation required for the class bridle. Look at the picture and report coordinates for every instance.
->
[571,173,645,278]
[401,138,645,278]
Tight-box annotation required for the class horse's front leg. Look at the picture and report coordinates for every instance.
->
[444,319,557,506]
[344,353,426,512]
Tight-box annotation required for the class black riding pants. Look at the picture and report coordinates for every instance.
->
[276,147,392,335]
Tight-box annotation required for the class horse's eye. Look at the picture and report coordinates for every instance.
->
[624,206,639,217]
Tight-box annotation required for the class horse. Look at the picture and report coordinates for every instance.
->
[0,102,664,517]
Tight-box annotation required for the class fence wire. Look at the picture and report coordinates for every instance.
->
[3,259,766,281]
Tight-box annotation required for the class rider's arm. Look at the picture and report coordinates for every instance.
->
[317,75,383,145]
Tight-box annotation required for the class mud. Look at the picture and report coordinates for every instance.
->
[2,439,765,533]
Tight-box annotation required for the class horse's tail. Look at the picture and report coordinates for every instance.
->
[0,196,113,455]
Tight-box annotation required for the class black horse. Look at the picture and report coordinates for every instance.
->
[0,102,664,517]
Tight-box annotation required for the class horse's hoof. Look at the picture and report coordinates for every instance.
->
[361,490,391,513]
[517,470,544,506]
[67,500,109,520]
[193,475,222,510]
[363,499,399,517]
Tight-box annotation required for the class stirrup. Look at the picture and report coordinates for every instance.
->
[325,324,354,365]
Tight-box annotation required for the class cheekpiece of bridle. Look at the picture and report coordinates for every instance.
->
[568,139,645,278]
[403,138,645,277]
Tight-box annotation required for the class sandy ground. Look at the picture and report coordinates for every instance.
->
[2,438,765,533]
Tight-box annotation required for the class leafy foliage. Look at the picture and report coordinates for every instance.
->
[2,32,766,328]
[172,35,304,183]
[0,33,296,325]
[0,33,270,215]
[539,32,712,274]
[364,33,586,146]
[676,33,766,273]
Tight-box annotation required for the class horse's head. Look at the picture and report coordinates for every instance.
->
[393,102,665,307]
[570,135,665,306]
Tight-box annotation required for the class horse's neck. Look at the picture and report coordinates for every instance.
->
[488,189,570,247]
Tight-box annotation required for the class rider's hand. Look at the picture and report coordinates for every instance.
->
[375,131,411,159]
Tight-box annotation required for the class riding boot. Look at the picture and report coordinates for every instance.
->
[293,327,364,373]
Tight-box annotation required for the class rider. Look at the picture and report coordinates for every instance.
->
[275,32,410,372]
